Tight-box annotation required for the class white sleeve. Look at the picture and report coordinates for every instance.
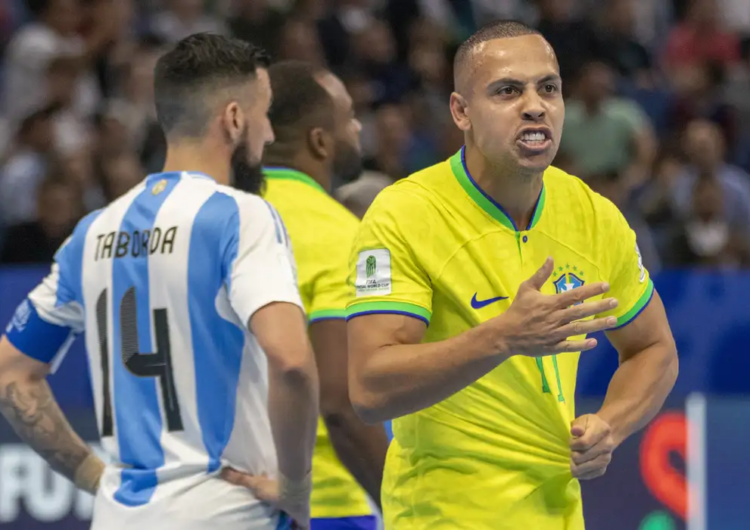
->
[223,196,303,326]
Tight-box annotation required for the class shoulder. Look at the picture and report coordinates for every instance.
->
[544,166,626,228]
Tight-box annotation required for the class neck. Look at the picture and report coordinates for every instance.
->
[162,139,231,185]
[464,144,543,230]
[263,150,330,192]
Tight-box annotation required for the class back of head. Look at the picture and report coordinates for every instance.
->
[453,20,543,93]
[266,60,335,148]
[153,33,270,139]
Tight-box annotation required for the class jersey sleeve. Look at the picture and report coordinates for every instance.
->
[305,234,351,323]
[596,200,655,328]
[223,196,303,326]
[4,236,84,369]
[346,188,433,325]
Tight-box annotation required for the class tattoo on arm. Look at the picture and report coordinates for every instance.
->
[0,380,91,483]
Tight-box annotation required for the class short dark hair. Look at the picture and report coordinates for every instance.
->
[153,33,270,138]
[454,20,542,88]
[267,60,335,146]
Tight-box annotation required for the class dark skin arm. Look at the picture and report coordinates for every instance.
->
[0,337,105,493]
[569,291,678,479]
[309,319,388,509]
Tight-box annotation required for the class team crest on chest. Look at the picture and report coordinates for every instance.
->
[552,264,585,304]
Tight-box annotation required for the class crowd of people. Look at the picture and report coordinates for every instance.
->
[1,0,749,269]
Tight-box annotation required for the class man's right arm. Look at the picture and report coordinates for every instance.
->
[251,303,319,482]
[347,259,617,424]
[224,197,319,483]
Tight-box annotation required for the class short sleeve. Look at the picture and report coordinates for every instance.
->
[5,237,84,367]
[223,196,303,326]
[346,188,433,325]
[595,201,654,328]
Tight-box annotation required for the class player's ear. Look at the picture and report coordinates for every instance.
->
[308,127,331,160]
[221,101,245,145]
[450,92,471,132]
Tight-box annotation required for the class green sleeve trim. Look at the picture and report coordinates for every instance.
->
[346,301,431,324]
[308,309,347,322]
[614,279,655,329]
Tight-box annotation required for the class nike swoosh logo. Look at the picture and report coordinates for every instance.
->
[470,293,508,309]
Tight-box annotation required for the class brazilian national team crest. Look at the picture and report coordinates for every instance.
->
[553,264,585,305]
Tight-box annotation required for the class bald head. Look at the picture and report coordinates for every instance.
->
[453,20,550,94]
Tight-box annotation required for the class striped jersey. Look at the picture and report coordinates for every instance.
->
[4,171,302,529]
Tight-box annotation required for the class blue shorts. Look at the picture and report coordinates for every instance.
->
[311,516,379,529]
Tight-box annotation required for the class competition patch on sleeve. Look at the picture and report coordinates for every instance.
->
[635,243,646,283]
[355,248,392,297]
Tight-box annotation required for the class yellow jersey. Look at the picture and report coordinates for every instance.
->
[346,148,654,530]
[263,167,372,519]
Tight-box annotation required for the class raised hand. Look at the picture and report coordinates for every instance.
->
[496,257,619,356]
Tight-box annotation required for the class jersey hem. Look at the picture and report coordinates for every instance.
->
[346,301,431,325]
[612,279,654,329]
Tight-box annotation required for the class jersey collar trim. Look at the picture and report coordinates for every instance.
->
[263,166,327,193]
[449,147,546,232]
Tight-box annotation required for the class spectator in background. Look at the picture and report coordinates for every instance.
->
[364,103,414,179]
[669,61,738,153]
[276,17,326,66]
[227,0,284,55]
[336,170,393,219]
[45,55,90,154]
[104,36,166,171]
[661,175,750,268]
[351,19,413,106]
[594,0,654,87]
[663,0,740,71]
[534,0,598,82]
[2,0,114,124]
[0,104,58,227]
[99,152,143,202]
[151,0,225,43]
[670,120,750,233]
[587,171,661,274]
[0,176,82,264]
[560,61,656,189]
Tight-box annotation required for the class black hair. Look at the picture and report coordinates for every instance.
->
[25,0,51,17]
[153,33,270,138]
[453,20,541,85]
[267,60,335,146]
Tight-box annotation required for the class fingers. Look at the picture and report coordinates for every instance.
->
[571,452,611,480]
[550,338,598,354]
[559,298,618,323]
[523,257,555,291]
[570,422,610,452]
[554,316,617,340]
[221,468,261,488]
[555,282,610,308]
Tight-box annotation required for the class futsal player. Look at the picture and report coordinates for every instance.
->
[224,61,389,530]
[345,21,679,529]
[0,34,319,530]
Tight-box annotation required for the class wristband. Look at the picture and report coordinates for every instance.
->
[278,470,313,504]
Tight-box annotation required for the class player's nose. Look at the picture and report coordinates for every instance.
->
[521,93,546,121]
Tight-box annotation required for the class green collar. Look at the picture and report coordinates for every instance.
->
[263,166,327,193]
[449,147,545,232]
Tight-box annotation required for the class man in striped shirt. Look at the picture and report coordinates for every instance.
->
[0,33,318,530]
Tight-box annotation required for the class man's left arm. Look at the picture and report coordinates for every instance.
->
[599,291,678,446]
[569,203,678,480]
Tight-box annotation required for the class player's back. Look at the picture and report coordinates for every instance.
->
[63,171,291,529]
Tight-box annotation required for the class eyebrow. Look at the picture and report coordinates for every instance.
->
[487,74,562,90]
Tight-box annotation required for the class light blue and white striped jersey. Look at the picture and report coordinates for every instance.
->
[5,171,301,529]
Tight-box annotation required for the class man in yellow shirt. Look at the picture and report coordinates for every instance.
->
[345,21,679,529]
[225,60,389,530]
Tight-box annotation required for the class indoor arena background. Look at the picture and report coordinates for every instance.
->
[2,1,750,529]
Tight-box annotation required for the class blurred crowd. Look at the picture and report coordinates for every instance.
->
[1,0,750,270]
